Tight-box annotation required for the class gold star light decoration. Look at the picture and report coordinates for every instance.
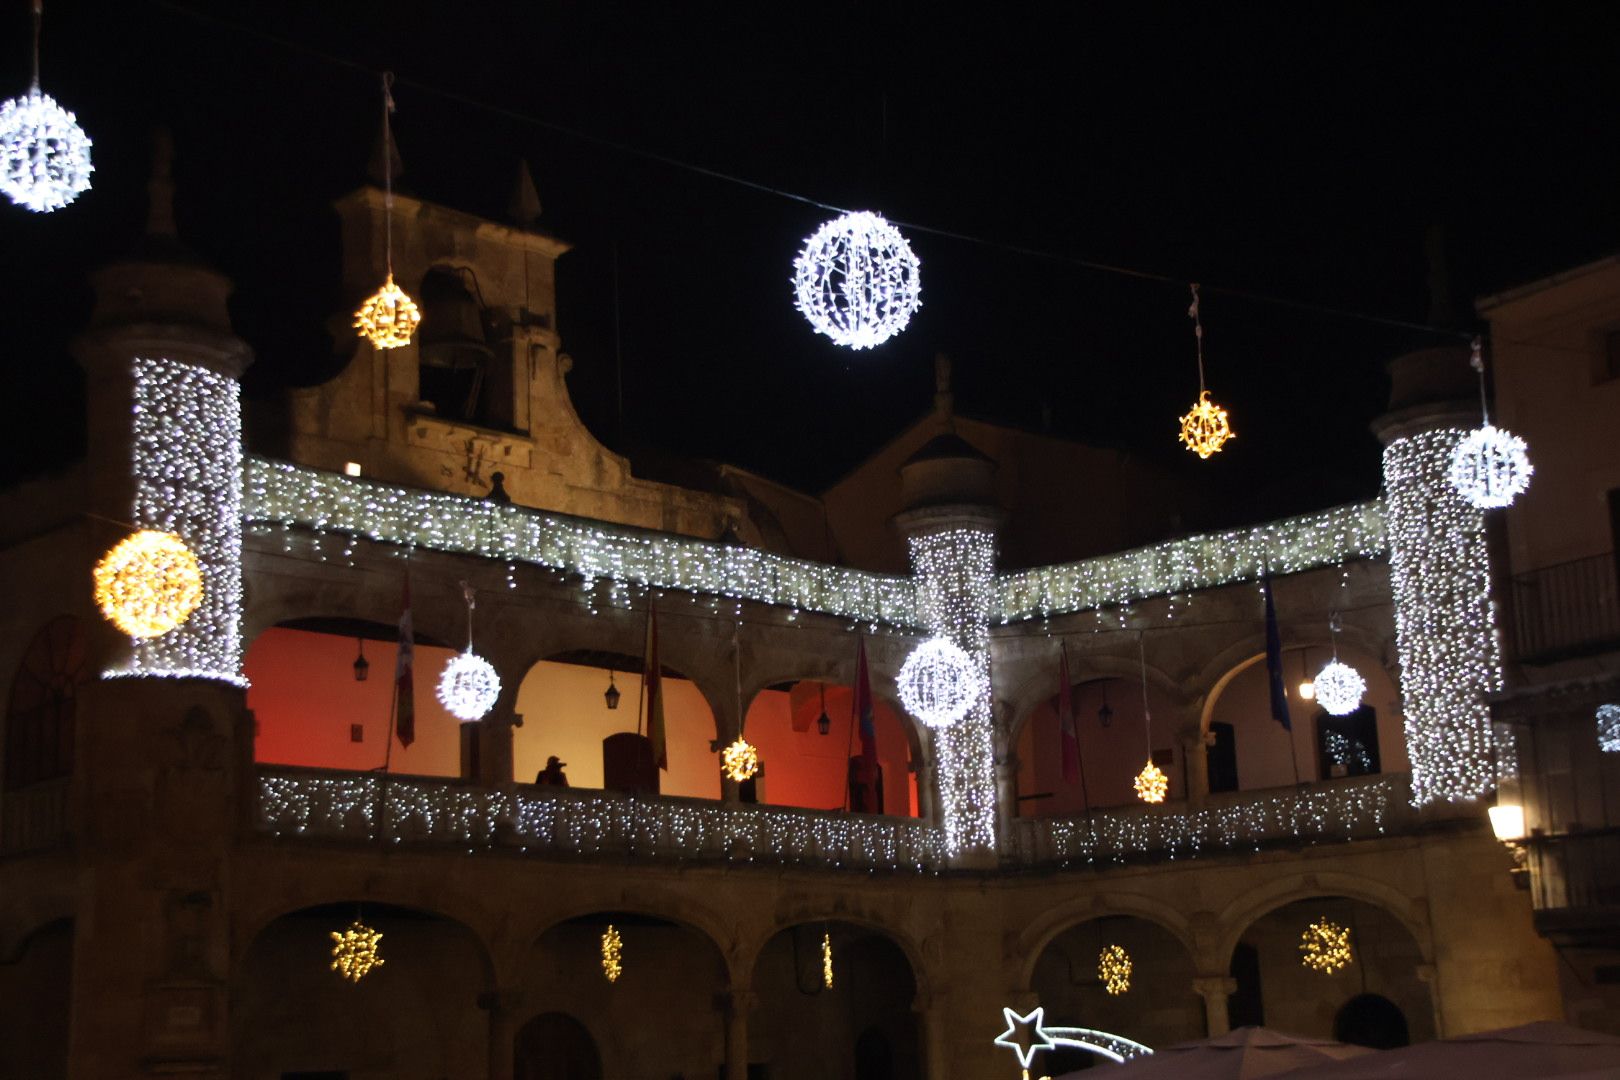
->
[93,529,204,639]
[330,919,384,983]
[1098,944,1132,995]
[601,924,623,983]
[1299,917,1353,974]
[1134,759,1168,804]
[822,931,835,990]
[721,736,760,782]
[1178,284,1235,459]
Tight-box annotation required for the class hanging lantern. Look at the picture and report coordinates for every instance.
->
[1133,758,1168,804]
[601,924,623,983]
[1597,704,1620,753]
[1178,390,1234,459]
[792,210,921,350]
[1097,945,1132,995]
[897,636,983,729]
[437,650,500,721]
[721,736,760,782]
[1312,660,1366,716]
[1449,424,1532,509]
[604,670,621,710]
[353,638,370,682]
[1299,918,1353,974]
[816,681,831,736]
[354,273,422,350]
[330,919,384,983]
[93,530,204,639]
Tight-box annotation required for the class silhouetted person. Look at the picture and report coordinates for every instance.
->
[535,755,569,787]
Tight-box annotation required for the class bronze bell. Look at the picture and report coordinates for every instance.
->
[417,267,493,371]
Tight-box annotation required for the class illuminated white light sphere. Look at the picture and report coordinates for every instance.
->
[1448,424,1532,509]
[1598,704,1620,754]
[1313,660,1366,717]
[792,210,920,350]
[896,636,981,729]
[0,88,92,212]
[437,650,500,721]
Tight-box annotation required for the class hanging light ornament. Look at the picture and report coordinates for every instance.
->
[1178,284,1234,458]
[437,582,500,721]
[721,736,760,782]
[1449,337,1532,509]
[601,924,623,983]
[1132,634,1167,803]
[1299,918,1353,974]
[1313,614,1366,717]
[354,73,421,350]
[897,636,982,729]
[792,210,921,349]
[93,530,205,639]
[1597,704,1620,754]
[1097,945,1132,995]
[0,2,91,213]
[330,918,384,983]
[821,931,835,990]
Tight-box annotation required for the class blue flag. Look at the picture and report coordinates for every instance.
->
[1263,579,1291,731]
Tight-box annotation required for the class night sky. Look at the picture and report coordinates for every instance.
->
[4,3,1618,532]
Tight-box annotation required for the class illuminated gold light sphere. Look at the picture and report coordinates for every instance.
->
[93,530,204,639]
[354,273,421,349]
[1178,390,1234,459]
[1299,918,1353,974]
[1098,944,1132,995]
[1134,759,1168,804]
[721,736,760,782]
[822,932,835,990]
[330,919,384,983]
[601,924,623,983]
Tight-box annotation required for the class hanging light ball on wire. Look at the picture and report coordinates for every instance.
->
[437,650,500,721]
[721,736,760,782]
[1098,945,1132,995]
[93,530,204,639]
[1133,758,1168,804]
[1312,660,1366,716]
[354,273,421,349]
[1299,918,1353,974]
[0,87,91,212]
[897,636,983,729]
[1178,390,1234,459]
[792,210,921,350]
[329,919,384,983]
[1448,424,1532,509]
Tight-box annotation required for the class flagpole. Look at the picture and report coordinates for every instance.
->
[637,599,651,738]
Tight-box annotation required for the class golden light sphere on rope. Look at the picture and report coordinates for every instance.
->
[1299,917,1353,974]
[1133,758,1168,804]
[1178,390,1234,459]
[354,273,421,349]
[330,919,384,983]
[721,736,760,782]
[93,529,204,639]
[1098,944,1132,995]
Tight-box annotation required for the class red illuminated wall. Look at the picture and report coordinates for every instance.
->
[744,684,917,817]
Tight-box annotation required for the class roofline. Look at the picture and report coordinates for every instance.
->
[1476,253,1620,313]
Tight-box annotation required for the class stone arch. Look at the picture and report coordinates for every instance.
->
[741,672,929,771]
[1014,892,1198,991]
[0,905,72,966]
[232,890,500,980]
[515,1010,603,1080]
[1193,625,1392,734]
[1002,652,1188,752]
[1213,872,1432,970]
[530,891,739,986]
[740,903,935,1000]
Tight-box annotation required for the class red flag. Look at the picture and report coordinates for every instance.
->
[644,605,667,771]
[1058,643,1080,785]
[854,637,879,784]
[395,575,415,748]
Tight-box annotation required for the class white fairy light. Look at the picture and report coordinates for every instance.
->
[1313,660,1366,716]
[106,357,245,685]
[896,636,982,729]
[792,210,920,350]
[1449,424,1533,509]
[1597,704,1620,754]
[0,88,90,212]
[1384,426,1508,805]
[437,650,500,722]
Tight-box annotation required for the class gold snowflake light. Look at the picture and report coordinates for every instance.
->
[1179,390,1234,459]
[602,924,623,983]
[1098,944,1132,995]
[822,932,835,990]
[330,919,384,983]
[354,273,421,349]
[1134,759,1168,804]
[1299,918,1353,974]
[93,530,204,639]
[721,736,760,782]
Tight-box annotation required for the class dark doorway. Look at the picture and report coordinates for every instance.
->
[1333,993,1410,1050]
[1315,706,1380,779]
[1227,942,1264,1029]
[515,1012,603,1080]
[854,1027,892,1080]
[1206,721,1238,793]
